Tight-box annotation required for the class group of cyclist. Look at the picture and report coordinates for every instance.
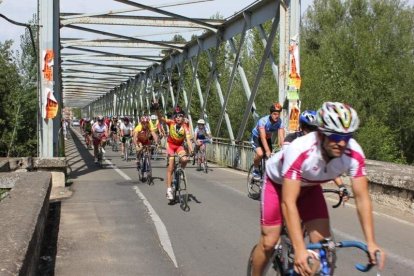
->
[249,101,385,275]
[78,99,385,274]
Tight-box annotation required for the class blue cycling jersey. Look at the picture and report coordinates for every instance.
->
[194,126,211,140]
[251,115,284,139]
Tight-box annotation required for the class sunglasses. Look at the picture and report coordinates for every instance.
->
[175,114,184,118]
[323,132,353,143]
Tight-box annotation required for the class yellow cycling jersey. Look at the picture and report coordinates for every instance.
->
[134,122,156,143]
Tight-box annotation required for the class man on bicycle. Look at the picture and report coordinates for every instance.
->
[153,103,193,201]
[133,115,158,169]
[250,102,385,276]
[193,119,212,168]
[91,116,108,163]
[250,102,285,179]
[120,117,134,159]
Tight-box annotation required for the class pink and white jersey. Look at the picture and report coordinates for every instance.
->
[92,122,107,134]
[266,132,366,186]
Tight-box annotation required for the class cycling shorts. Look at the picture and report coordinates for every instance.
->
[121,134,131,143]
[251,135,272,151]
[166,142,186,156]
[261,176,328,226]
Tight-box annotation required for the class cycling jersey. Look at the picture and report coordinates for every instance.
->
[84,121,92,132]
[194,126,211,140]
[265,132,366,186]
[282,131,305,150]
[165,119,191,145]
[110,121,118,132]
[120,123,133,136]
[134,123,155,144]
[92,122,107,134]
[251,115,284,139]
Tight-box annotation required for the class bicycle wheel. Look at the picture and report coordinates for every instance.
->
[138,156,145,182]
[246,245,282,276]
[176,169,189,211]
[145,156,153,185]
[247,165,262,199]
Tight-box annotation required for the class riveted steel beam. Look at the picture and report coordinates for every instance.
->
[64,25,184,50]
[114,0,219,32]
[60,38,186,49]
[61,14,223,29]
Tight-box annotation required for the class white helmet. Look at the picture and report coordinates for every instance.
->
[150,115,157,120]
[317,102,359,133]
[197,119,205,124]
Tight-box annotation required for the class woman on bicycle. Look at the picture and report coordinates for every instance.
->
[120,117,134,159]
[250,103,285,179]
[153,103,193,201]
[91,115,108,164]
[133,115,158,169]
[250,102,385,276]
[193,119,212,169]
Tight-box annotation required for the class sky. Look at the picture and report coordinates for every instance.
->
[0,0,314,53]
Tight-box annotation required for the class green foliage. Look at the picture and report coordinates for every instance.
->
[301,0,414,163]
[356,117,405,163]
[0,17,38,157]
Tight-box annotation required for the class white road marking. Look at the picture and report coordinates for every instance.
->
[71,127,178,268]
[333,228,414,269]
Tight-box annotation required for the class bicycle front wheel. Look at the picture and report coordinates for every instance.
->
[124,140,129,161]
[176,169,189,211]
[145,156,153,185]
[247,245,283,276]
[247,165,262,199]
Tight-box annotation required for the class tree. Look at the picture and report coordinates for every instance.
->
[300,0,414,163]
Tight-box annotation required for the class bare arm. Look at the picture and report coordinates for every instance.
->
[278,128,285,148]
[351,176,385,269]
[259,128,271,157]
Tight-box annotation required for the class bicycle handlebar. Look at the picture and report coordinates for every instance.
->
[322,188,345,208]
[306,240,375,272]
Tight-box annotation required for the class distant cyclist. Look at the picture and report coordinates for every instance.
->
[193,119,212,166]
[91,116,108,163]
[120,117,134,159]
[250,102,385,275]
[133,115,158,169]
[153,103,193,201]
[83,118,93,149]
[250,103,285,179]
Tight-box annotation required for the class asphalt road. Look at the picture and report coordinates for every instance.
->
[52,127,414,275]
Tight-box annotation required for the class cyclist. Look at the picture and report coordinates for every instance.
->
[193,119,212,169]
[250,102,385,276]
[109,116,119,148]
[133,115,159,169]
[83,118,93,149]
[153,103,193,200]
[91,115,108,163]
[120,117,134,159]
[284,110,350,200]
[250,102,285,179]
[150,114,165,140]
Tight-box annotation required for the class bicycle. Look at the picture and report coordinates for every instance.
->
[137,145,154,185]
[123,136,133,161]
[170,154,190,212]
[246,189,376,276]
[194,139,210,173]
[110,131,119,152]
[246,157,266,200]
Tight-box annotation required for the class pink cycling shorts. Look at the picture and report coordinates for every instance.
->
[166,142,185,156]
[261,176,328,226]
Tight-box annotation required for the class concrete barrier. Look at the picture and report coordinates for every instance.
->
[0,172,52,276]
[207,140,414,213]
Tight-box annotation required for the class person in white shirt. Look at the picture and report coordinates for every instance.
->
[120,117,134,159]
[250,102,385,275]
[91,115,108,163]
